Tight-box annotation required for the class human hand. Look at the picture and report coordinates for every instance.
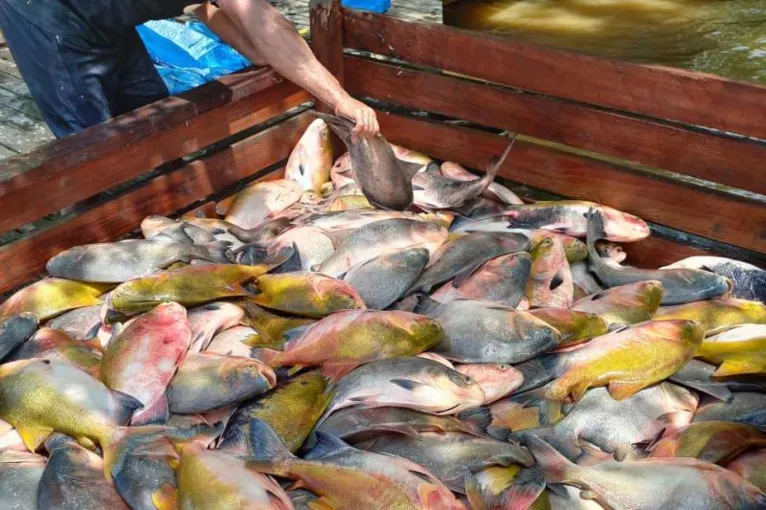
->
[334,96,380,139]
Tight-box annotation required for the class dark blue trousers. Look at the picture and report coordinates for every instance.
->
[0,0,169,138]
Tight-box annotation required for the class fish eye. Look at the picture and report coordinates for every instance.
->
[499,365,510,370]
[463,376,473,384]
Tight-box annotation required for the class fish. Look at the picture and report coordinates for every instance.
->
[662,256,766,303]
[187,301,245,353]
[316,406,492,442]
[314,112,423,211]
[227,216,293,245]
[327,192,373,211]
[440,160,525,205]
[247,419,467,509]
[669,359,766,402]
[0,313,38,361]
[143,219,219,246]
[428,300,561,364]
[358,432,534,493]
[391,143,433,166]
[249,272,366,318]
[531,230,588,264]
[39,434,130,510]
[46,237,231,283]
[46,305,101,340]
[112,435,179,510]
[526,436,766,510]
[431,252,531,309]
[321,356,486,419]
[528,308,609,348]
[648,421,766,465]
[693,392,766,431]
[236,298,315,349]
[285,118,333,192]
[289,488,321,510]
[224,179,304,229]
[219,371,332,454]
[654,298,766,335]
[411,141,515,209]
[504,201,650,242]
[520,383,698,463]
[0,278,111,321]
[0,450,46,510]
[570,261,604,299]
[258,310,443,378]
[266,226,335,272]
[454,196,508,220]
[7,327,102,375]
[696,324,766,376]
[205,326,261,357]
[526,235,574,309]
[343,248,430,310]
[319,218,448,278]
[410,232,529,294]
[465,465,549,510]
[109,263,270,314]
[174,441,294,510]
[572,280,664,328]
[726,449,766,492]
[544,319,703,401]
[455,363,524,404]
[101,302,191,425]
[586,210,732,305]
[330,152,355,188]
[297,209,420,233]
[166,353,276,414]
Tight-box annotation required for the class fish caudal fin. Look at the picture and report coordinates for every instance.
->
[196,240,234,263]
[522,435,577,485]
[484,136,517,183]
[247,418,295,463]
[458,407,493,437]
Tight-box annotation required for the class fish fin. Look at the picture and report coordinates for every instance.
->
[216,195,236,216]
[458,407,493,437]
[321,360,359,380]
[504,467,547,510]
[16,424,52,452]
[110,389,143,425]
[390,378,426,391]
[412,295,442,317]
[521,436,576,485]
[247,418,295,462]
[607,380,650,401]
[151,483,177,510]
[516,427,581,462]
[216,427,249,455]
[585,208,606,267]
[452,263,484,288]
[130,396,169,426]
[485,136,517,181]
[399,160,426,180]
[714,357,762,377]
[308,497,336,510]
[304,431,353,460]
[281,324,313,349]
[196,240,233,264]
[487,425,513,441]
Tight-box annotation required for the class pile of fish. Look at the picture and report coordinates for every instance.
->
[0,114,765,509]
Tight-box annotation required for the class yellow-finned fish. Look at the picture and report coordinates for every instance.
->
[250,272,366,318]
[654,298,766,335]
[0,278,111,321]
[285,118,334,193]
[696,324,766,376]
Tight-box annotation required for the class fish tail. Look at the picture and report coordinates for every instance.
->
[484,135,518,183]
[586,208,606,257]
[457,407,493,437]
[522,435,577,485]
[247,418,295,464]
[195,240,234,263]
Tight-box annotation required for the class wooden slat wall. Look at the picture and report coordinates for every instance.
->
[342,9,766,143]
[0,68,309,234]
[0,113,311,295]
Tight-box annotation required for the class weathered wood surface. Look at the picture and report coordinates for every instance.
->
[0,68,309,234]
[0,113,310,295]
[373,110,766,255]
[345,56,766,195]
[343,10,766,142]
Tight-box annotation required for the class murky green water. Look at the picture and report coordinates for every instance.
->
[443,0,766,83]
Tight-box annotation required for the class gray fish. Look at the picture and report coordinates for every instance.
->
[321,356,486,420]
[343,248,430,310]
[454,197,508,219]
[693,393,766,431]
[0,450,46,510]
[411,141,515,209]
[408,232,529,294]
[519,383,698,463]
[228,216,294,244]
[46,305,101,340]
[318,218,447,278]
[0,313,38,361]
[427,300,560,364]
[527,436,766,510]
[268,226,335,272]
[113,436,178,510]
[586,210,731,305]
[670,359,766,402]
[313,112,422,211]
[663,256,766,304]
[39,434,129,510]
[358,432,534,493]
[46,237,231,283]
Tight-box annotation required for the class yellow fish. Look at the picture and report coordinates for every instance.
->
[0,278,111,321]
[697,324,766,376]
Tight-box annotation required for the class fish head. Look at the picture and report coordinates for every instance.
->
[435,368,487,413]
[314,277,367,312]
[595,240,627,263]
[529,237,564,269]
[227,358,278,394]
[389,313,445,351]
[140,215,178,238]
[456,364,524,403]
[597,207,651,242]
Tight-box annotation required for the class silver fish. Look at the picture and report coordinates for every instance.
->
[343,248,430,310]
[46,306,101,340]
[0,450,46,510]
[663,256,766,304]
[0,313,38,362]
[693,392,766,432]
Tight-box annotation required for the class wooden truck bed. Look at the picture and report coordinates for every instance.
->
[0,0,763,296]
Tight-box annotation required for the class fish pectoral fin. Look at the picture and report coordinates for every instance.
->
[17,424,53,452]
[389,378,427,392]
[151,483,177,510]
[714,357,764,377]
[399,161,426,180]
[76,436,98,451]
[304,431,352,460]
[502,467,547,509]
[130,395,169,426]
[607,380,650,401]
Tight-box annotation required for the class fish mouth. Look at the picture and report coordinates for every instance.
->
[440,403,462,414]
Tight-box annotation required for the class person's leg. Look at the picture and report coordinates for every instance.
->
[0,0,113,138]
[111,28,169,116]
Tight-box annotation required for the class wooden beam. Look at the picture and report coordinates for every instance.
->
[343,10,766,141]
[0,113,311,295]
[0,68,309,234]
[345,56,766,196]
[310,0,345,110]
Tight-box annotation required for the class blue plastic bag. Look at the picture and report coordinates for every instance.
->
[341,0,390,13]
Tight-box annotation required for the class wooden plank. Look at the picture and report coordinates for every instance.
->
[310,0,345,107]
[345,57,766,195]
[374,111,766,254]
[0,106,52,152]
[0,113,311,295]
[0,68,310,234]
[342,10,766,141]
